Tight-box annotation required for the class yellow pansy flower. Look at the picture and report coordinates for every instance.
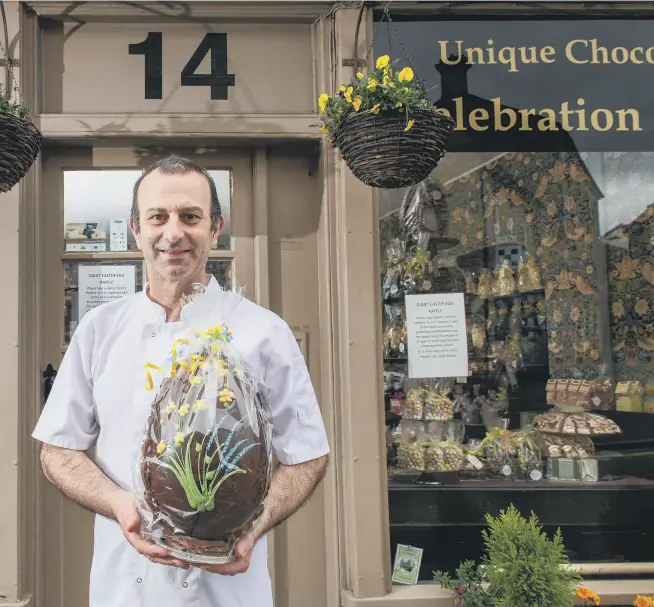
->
[404,119,415,131]
[344,86,354,102]
[367,78,379,90]
[376,55,390,69]
[371,104,381,114]
[174,432,185,445]
[356,72,364,79]
[396,102,403,109]
[320,124,328,134]
[352,96,362,112]
[318,93,329,114]
[156,440,167,455]
[338,85,346,92]
[398,67,414,82]
[178,403,190,417]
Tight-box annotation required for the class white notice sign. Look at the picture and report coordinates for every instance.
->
[405,293,468,379]
[79,265,136,319]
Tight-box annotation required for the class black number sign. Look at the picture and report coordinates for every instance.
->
[128,32,236,101]
[128,32,163,100]
[181,34,236,100]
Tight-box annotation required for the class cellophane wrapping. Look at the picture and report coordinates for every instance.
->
[134,288,273,565]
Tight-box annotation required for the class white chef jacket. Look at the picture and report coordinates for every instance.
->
[32,276,330,607]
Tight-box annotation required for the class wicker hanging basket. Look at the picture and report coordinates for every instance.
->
[0,112,43,194]
[333,108,455,189]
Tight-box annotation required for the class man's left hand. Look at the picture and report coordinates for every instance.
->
[194,533,257,576]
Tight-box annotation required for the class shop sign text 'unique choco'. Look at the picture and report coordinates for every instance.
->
[374,18,654,152]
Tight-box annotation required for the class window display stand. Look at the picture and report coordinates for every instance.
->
[382,237,654,579]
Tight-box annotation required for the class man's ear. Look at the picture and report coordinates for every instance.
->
[212,216,225,247]
[129,217,143,250]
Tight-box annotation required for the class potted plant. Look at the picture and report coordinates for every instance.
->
[434,504,581,607]
[0,81,43,193]
[318,54,455,189]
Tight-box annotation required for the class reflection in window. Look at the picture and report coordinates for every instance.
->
[63,169,233,251]
[381,151,654,578]
[206,260,233,291]
[64,261,144,344]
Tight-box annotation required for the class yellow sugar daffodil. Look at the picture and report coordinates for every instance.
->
[193,399,207,412]
[219,388,236,404]
[174,431,185,445]
[352,96,362,112]
[156,440,167,455]
[376,55,390,69]
[398,67,414,82]
[404,119,415,131]
[178,403,190,417]
[166,401,176,415]
[318,93,329,114]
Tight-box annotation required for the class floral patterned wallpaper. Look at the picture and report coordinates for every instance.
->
[380,151,613,380]
[602,153,654,385]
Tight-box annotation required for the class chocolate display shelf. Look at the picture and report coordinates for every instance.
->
[388,475,654,578]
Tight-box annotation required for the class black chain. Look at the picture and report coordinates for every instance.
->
[0,0,23,104]
[364,3,417,75]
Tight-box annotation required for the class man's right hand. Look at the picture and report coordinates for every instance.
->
[111,490,190,569]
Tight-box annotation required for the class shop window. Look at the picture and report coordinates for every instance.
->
[63,169,232,252]
[61,169,233,347]
[381,151,654,579]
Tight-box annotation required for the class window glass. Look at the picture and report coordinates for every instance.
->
[63,169,232,251]
[374,11,654,579]
[64,261,144,345]
[381,150,654,578]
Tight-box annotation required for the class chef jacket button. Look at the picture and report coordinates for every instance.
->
[183,582,188,588]
[137,578,142,583]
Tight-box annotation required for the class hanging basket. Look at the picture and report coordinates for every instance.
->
[334,108,455,189]
[0,112,43,194]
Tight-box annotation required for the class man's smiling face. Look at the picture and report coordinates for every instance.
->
[130,169,222,284]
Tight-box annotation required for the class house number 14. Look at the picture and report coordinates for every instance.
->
[128,32,236,100]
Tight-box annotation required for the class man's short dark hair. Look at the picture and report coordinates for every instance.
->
[130,155,222,231]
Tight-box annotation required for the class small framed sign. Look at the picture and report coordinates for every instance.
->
[391,544,423,585]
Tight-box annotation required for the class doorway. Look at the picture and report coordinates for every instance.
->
[36,145,254,607]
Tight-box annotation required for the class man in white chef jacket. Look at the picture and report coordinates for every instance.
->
[32,155,330,607]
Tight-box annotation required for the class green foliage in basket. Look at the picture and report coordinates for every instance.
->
[317,54,440,147]
[434,505,581,607]
[0,83,30,120]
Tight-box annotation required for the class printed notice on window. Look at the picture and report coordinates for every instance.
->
[405,293,468,378]
[79,265,136,319]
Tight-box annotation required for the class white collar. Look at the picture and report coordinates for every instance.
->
[138,274,225,321]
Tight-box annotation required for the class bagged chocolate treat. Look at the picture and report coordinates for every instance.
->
[480,429,517,477]
[382,238,407,301]
[512,430,544,481]
[134,285,273,565]
[423,379,455,421]
[423,440,465,473]
[402,385,426,420]
[402,233,434,295]
[395,420,425,471]
[382,306,407,359]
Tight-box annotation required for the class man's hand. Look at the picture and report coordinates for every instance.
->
[194,532,257,576]
[111,490,190,569]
